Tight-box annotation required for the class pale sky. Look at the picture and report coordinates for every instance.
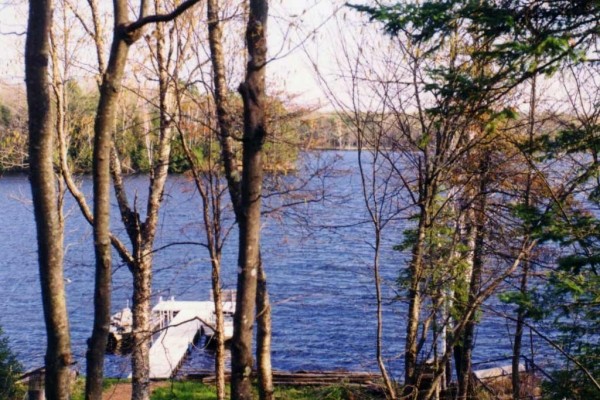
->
[0,0,368,109]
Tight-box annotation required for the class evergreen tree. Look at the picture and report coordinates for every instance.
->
[0,326,22,399]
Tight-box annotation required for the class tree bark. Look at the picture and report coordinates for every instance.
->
[206,3,235,396]
[256,259,273,400]
[131,255,153,400]
[86,2,132,398]
[211,262,226,400]
[405,203,428,389]
[207,0,242,214]
[26,1,73,399]
[456,155,489,400]
[88,2,195,398]
[512,261,528,400]
[513,74,537,400]
[231,1,269,399]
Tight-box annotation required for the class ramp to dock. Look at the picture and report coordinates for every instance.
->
[149,301,214,379]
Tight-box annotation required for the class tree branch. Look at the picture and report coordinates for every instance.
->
[127,0,202,33]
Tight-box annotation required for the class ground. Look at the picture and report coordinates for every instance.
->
[102,381,169,400]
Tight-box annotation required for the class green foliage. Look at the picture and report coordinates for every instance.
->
[498,291,545,321]
[352,0,597,64]
[527,201,600,398]
[0,326,22,399]
[542,346,600,400]
[350,0,600,119]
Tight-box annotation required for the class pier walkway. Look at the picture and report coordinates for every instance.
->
[148,297,234,379]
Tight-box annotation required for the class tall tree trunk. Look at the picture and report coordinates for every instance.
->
[26,1,73,399]
[456,155,489,400]
[211,261,226,400]
[256,260,273,400]
[131,256,153,400]
[206,2,236,396]
[91,3,192,398]
[512,260,529,400]
[178,110,228,399]
[372,232,396,399]
[86,2,133,397]
[513,74,537,400]
[355,138,396,398]
[231,1,269,399]
[405,204,428,389]
[453,213,475,399]
[207,0,242,213]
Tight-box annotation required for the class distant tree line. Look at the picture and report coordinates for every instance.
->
[0,82,314,175]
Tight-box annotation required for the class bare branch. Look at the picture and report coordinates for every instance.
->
[127,0,202,33]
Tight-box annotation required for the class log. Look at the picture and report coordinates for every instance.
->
[188,370,383,387]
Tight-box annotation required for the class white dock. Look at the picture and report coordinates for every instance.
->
[148,297,235,379]
[474,364,525,380]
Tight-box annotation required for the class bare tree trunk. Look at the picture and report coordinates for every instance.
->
[206,3,273,397]
[131,256,153,400]
[207,0,242,213]
[372,232,396,399]
[513,75,537,400]
[256,260,273,400]
[355,134,396,399]
[453,218,475,400]
[512,261,528,400]
[211,264,226,400]
[206,2,236,396]
[26,1,73,398]
[456,155,489,400]
[86,2,133,397]
[405,205,428,389]
[90,3,198,398]
[231,1,269,399]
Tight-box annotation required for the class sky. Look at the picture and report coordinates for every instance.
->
[0,0,368,110]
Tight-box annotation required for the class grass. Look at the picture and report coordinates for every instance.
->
[151,381,385,400]
[151,381,217,400]
[71,377,124,400]
[65,378,384,399]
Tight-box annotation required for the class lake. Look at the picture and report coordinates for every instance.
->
[0,151,552,378]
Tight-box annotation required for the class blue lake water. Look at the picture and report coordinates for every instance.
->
[0,151,554,378]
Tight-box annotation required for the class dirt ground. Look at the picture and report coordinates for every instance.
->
[102,381,169,400]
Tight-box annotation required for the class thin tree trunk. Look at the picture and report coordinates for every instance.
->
[178,112,228,399]
[206,2,236,396]
[512,261,529,400]
[453,216,475,399]
[513,74,537,400]
[231,2,269,399]
[355,136,396,398]
[405,205,428,389]
[256,260,273,400]
[373,232,396,399]
[211,262,226,400]
[26,1,73,399]
[207,0,242,214]
[456,156,489,400]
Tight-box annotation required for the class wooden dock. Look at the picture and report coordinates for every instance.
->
[148,297,235,379]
